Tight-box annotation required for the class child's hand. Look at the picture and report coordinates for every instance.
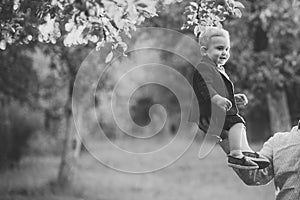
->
[211,95,232,112]
[234,93,248,106]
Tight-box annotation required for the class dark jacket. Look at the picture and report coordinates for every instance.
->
[189,56,239,123]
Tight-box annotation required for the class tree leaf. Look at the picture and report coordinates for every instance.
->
[105,51,113,63]
[233,1,245,9]
[194,25,201,36]
[136,3,148,8]
[190,2,198,9]
[233,8,242,18]
[0,40,6,50]
[118,41,128,52]
[181,23,189,30]
[65,22,74,32]
[96,40,105,51]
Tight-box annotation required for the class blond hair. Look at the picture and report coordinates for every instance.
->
[198,27,230,47]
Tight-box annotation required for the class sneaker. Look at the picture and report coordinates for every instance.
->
[228,155,259,169]
[242,151,270,169]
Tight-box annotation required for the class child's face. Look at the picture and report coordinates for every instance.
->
[205,36,230,66]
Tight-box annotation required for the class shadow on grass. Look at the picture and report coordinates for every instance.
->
[0,156,94,200]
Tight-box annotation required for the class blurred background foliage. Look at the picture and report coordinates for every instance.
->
[0,0,300,198]
[0,0,299,166]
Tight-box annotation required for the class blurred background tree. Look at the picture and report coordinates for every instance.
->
[0,45,40,169]
[0,0,164,188]
[223,0,300,137]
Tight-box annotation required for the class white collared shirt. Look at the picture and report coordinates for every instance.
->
[233,126,300,200]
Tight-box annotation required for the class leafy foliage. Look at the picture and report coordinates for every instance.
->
[225,0,300,95]
[0,0,160,62]
[182,0,245,36]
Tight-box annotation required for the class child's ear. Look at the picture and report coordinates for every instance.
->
[200,46,207,56]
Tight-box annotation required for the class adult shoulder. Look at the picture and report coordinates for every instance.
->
[268,127,298,147]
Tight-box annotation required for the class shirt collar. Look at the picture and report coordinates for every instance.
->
[199,55,231,80]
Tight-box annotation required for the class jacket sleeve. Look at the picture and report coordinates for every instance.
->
[232,136,275,185]
[194,62,218,101]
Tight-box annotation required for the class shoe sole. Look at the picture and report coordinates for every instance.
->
[251,160,270,169]
[242,152,270,169]
[228,163,259,170]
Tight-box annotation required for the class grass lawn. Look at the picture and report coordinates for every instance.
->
[0,137,274,200]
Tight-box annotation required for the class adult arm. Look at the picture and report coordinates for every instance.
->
[219,135,275,185]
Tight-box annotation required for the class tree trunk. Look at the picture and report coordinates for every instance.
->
[44,109,62,138]
[57,73,77,188]
[73,134,82,158]
[73,107,83,158]
[0,98,11,168]
[56,49,84,188]
[267,90,291,134]
[57,99,76,188]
